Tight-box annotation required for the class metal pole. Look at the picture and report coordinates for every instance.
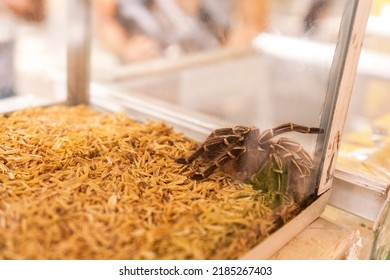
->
[67,0,91,105]
[314,0,372,195]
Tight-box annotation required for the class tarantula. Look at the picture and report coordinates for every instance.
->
[176,123,324,188]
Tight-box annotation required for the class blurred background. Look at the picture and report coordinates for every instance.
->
[1,0,388,128]
[2,0,388,161]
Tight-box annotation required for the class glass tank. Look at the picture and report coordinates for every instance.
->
[0,0,371,260]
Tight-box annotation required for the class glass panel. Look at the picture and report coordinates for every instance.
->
[372,202,390,260]
[0,0,67,112]
[89,0,351,202]
[91,1,348,129]
[83,0,359,259]
[338,1,390,181]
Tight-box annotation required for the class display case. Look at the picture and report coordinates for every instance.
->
[0,0,371,259]
[330,2,390,260]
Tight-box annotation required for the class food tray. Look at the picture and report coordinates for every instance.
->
[93,88,332,259]
[3,90,328,259]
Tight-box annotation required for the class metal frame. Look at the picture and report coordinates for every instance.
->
[315,0,372,195]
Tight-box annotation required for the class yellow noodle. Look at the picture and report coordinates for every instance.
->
[0,105,298,260]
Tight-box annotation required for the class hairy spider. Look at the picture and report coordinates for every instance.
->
[176,123,324,185]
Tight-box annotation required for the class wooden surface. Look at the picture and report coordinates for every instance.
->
[270,217,356,259]
[241,191,330,260]
[270,205,374,260]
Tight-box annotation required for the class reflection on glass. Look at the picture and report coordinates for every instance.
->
[0,0,66,111]
[89,0,352,220]
[92,0,269,63]
[91,0,348,124]
[91,0,346,65]
[89,0,351,208]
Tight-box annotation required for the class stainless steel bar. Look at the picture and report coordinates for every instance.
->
[67,0,91,105]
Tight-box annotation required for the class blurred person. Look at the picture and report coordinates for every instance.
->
[93,0,268,63]
[0,0,46,98]
[4,0,46,22]
[303,0,330,35]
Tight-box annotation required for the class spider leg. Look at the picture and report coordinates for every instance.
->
[272,138,313,176]
[258,122,324,144]
[271,138,316,202]
[177,126,254,180]
[176,134,244,164]
[278,137,313,164]
[176,129,227,164]
[208,127,235,137]
[205,126,250,139]
[175,145,205,164]
[270,152,284,174]
[270,152,285,193]
[192,146,246,180]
